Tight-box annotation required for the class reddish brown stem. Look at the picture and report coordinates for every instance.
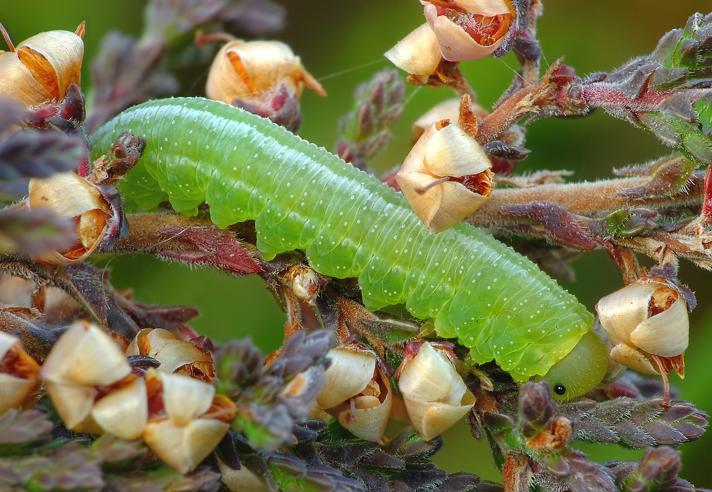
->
[651,355,672,408]
[520,0,543,86]
[0,22,15,52]
[114,213,262,275]
[503,453,531,492]
[477,86,538,144]
[194,30,237,47]
[702,165,712,223]
[603,242,641,285]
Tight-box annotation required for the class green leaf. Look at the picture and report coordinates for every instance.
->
[268,464,321,492]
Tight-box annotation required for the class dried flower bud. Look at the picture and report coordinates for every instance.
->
[0,23,84,107]
[126,328,215,381]
[413,98,461,139]
[205,39,325,129]
[396,121,493,232]
[385,23,443,83]
[0,331,39,413]
[315,345,392,442]
[597,279,689,377]
[398,342,475,440]
[0,275,35,307]
[284,264,321,305]
[90,376,148,440]
[337,368,392,442]
[412,97,489,139]
[28,172,111,264]
[218,459,268,492]
[143,370,235,474]
[422,0,513,62]
[40,321,138,435]
[317,346,376,409]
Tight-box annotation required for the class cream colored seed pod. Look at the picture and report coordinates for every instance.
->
[423,0,512,62]
[90,377,148,440]
[285,264,321,305]
[126,328,215,381]
[317,346,377,409]
[0,23,84,107]
[143,371,233,474]
[385,23,442,82]
[218,459,269,492]
[396,121,493,232]
[596,279,689,375]
[412,98,489,139]
[40,321,145,438]
[0,331,40,413]
[413,99,461,139]
[28,172,111,265]
[206,39,325,105]
[336,368,392,442]
[398,342,475,441]
[315,345,392,442]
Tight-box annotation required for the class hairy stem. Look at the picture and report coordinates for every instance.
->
[470,171,706,227]
[113,213,263,275]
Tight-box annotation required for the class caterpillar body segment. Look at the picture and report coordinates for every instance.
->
[91,97,600,390]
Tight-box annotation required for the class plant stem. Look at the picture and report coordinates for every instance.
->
[469,170,706,227]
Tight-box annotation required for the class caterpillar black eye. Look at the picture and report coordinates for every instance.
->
[554,384,566,395]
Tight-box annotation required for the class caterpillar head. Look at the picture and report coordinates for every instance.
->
[541,331,609,401]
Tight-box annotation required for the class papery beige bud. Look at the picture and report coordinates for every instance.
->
[206,39,325,105]
[396,121,493,232]
[336,368,392,442]
[41,321,131,431]
[0,275,35,307]
[413,98,461,139]
[422,1,512,62]
[398,342,475,440]
[28,172,111,265]
[143,371,233,474]
[0,23,84,107]
[315,346,392,442]
[219,458,269,492]
[41,321,130,386]
[91,377,148,440]
[413,98,489,139]
[45,382,98,429]
[597,279,689,375]
[0,331,39,413]
[144,416,229,474]
[317,345,377,410]
[609,343,657,375]
[126,328,214,381]
[285,264,321,305]
[385,23,442,82]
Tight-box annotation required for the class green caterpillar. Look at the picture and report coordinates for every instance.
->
[91,97,608,399]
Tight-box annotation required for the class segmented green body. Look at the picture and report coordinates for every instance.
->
[91,97,593,381]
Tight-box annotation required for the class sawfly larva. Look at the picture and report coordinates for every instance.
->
[91,97,608,399]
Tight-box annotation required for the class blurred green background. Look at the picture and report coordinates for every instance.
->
[3,0,712,485]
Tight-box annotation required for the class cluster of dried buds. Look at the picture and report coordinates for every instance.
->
[0,24,125,264]
[0,22,84,107]
[203,35,325,130]
[386,0,514,82]
[597,278,689,384]
[396,114,493,232]
[0,321,237,474]
[314,341,474,442]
